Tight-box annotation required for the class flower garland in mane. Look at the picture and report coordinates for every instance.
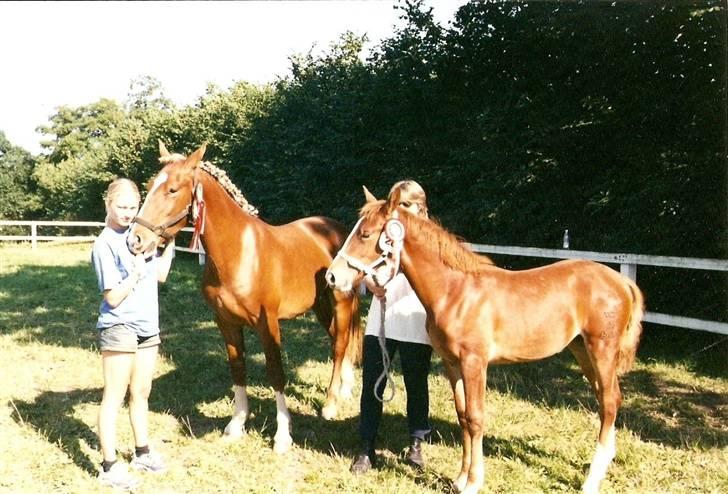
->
[198,161,259,217]
[159,153,259,216]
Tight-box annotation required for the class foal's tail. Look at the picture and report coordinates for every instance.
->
[345,293,363,365]
[617,279,644,375]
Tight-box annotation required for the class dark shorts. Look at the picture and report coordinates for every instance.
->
[98,324,161,353]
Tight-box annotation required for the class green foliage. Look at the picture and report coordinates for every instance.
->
[0,131,41,219]
[5,0,725,320]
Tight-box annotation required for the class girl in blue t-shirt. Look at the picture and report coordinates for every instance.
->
[91,178,175,490]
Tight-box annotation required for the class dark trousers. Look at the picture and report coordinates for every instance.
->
[358,335,433,444]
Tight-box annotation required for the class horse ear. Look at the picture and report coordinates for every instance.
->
[186,143,207,168]
[363,185,378,203]
[158,140,170,158]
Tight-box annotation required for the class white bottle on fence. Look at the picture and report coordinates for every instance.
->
[563,229,570,249]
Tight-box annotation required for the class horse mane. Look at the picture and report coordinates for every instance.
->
[158,153,259,217]
[198,161,259,217]
[360,200,492,274]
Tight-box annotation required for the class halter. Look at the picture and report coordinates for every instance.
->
[132,169,204,247]
[132,205,190,242]
[335,214,405,288]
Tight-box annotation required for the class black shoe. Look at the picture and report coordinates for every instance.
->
[350,443,376,474]
[405,437,425,469]
[350,453,373,474]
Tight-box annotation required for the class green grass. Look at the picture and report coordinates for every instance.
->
[1,243,726,493]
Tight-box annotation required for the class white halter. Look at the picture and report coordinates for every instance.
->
[335,214,405,287]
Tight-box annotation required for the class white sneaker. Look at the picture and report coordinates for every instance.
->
[130,451,167,473]
[98,462,141,491]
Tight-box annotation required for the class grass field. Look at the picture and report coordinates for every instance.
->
[0,243,726,493]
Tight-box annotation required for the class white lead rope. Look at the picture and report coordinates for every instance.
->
[373,295,395,403]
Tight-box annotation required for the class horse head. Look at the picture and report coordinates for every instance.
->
[325,186,406,292]
[127,141,206,257]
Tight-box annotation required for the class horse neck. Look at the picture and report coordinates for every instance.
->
[398,237,452,311]
[198,173,258,261]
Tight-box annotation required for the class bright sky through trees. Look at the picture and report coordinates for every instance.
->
[0,0,464,154]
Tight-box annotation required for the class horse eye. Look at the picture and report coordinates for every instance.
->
[360,231,371,240]
[400,201,411,208]
[168,187,178,195]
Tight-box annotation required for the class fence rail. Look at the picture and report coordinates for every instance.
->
[1,220,726,335]
[468,243,728,336]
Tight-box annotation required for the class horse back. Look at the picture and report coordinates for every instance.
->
[430,259,636,364]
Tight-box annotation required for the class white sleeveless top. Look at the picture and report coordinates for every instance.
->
[364,273,430,346]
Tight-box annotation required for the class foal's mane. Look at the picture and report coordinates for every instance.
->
[361,200,491,274]
[159,153,259,216]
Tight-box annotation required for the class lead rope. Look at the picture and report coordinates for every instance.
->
[373,295,396,403]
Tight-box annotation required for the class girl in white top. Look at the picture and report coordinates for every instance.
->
[350,180,432,474]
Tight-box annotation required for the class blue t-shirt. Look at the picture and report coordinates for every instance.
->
[91,226,160,337]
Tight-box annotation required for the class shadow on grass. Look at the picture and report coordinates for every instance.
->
[12,388,101,474]
[481,342,727,450]
[4,254,726,481]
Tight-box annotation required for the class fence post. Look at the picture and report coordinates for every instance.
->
[31,222,38,249]
[620,262,637,281]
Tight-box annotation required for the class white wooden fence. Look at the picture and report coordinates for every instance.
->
[1,220,726,335]
[468,243,728,336]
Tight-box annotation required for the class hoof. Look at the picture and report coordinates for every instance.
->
[273,435,293,455]
[453,474,468,493]
[223,422,246,441]
[321,403,338,421]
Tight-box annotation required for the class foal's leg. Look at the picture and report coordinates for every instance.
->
[218,319,250,440]
[442,361,471,493]
[581,335,622,494]
[257,315,293,454]
[460,354,487,494]
[568,337,599,395]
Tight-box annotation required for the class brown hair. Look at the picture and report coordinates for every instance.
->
[388,179,428,218]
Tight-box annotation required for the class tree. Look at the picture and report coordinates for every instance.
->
[0,131,41,219]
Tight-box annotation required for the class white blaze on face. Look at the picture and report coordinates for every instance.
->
[137,171,169,218]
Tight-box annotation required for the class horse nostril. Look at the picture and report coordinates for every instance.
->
[325,271,335,286]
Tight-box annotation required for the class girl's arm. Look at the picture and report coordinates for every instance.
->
[156,239,175,283]
[103,254,146,308]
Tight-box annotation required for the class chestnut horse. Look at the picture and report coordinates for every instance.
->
[127,142,361,453]
[325,188,643,494]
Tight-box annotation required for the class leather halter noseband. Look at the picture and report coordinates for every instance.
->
[132,204,190,241]
[132,170,200,242]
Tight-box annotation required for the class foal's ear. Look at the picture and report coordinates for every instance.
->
[363,185,378,203]
[158,140,170,158]
[186,143,207,168]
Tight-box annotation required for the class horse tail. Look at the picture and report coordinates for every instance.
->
[345,292,363,365]
[617,279,644,375]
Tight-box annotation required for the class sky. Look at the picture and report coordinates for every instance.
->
[0,1,466,155]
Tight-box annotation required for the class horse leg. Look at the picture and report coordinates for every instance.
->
[581,335,622,494]
[442,361,471,493]
[257,315,293,454]
[313,292,346,419]
[460,354,487,494]
[568,337,599,396]
[217,319,249,440]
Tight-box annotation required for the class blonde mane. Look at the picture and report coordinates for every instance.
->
[159,153,259,216]
[361,201,492,273]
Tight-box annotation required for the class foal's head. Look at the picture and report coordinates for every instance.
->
[127,141,205,257]
[325,186,409,292]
